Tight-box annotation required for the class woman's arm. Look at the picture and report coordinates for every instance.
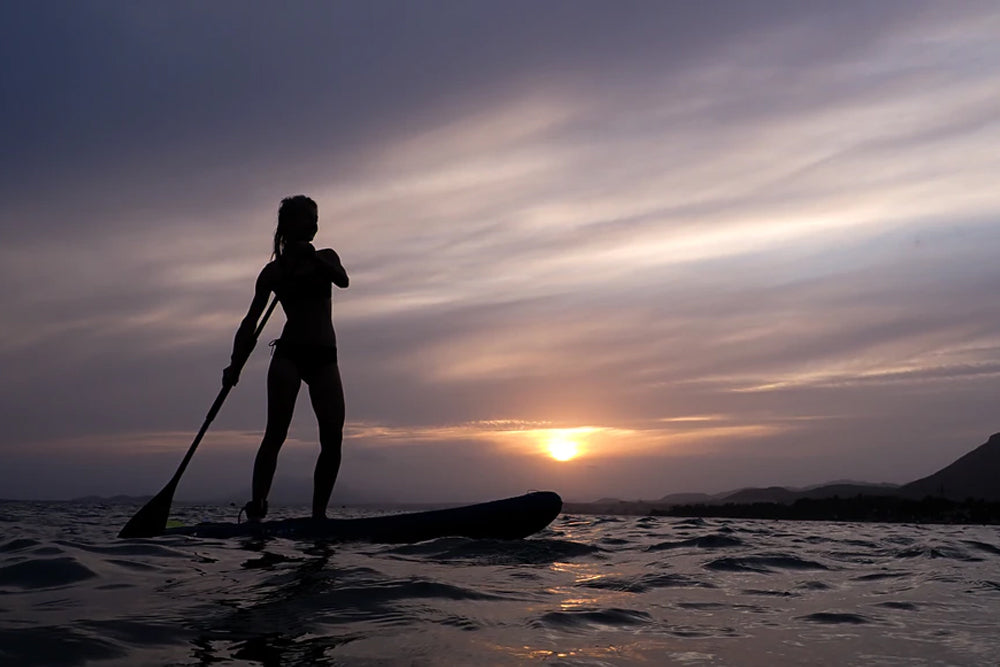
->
[283,242,349,288]
[223,270,272,386]
[315,248,350,288]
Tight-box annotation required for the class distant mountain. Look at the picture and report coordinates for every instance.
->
[717,486,801,504]
[901,432,1000,501]
[797,483,902,499]
[799,480,899,491]
[562,432,1000,518]
[657,492,717,504]
[717,483,900,505]
[70,495,152,503]
[692,433,1000,507]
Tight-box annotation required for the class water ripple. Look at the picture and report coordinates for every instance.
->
[0,625,125,666]
[0,538,43,553]
[646,534,744,551]
[580,572,716,592]
[382,536,599,564]
[0,557,97,590]
[799,611,875,625]
[963,540,1000,557]
[532,607,654,632]
[2,503,999,665]
[704,553,831,573]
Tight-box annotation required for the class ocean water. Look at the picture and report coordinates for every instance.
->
[2,501,999,666]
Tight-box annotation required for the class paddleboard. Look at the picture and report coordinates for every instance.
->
[163,491,562,542]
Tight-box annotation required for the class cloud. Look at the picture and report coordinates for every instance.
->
[1,2,999,499]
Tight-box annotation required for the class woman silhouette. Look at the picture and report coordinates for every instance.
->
[223,195,349,522]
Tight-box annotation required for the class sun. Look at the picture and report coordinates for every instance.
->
[546,434,579,461]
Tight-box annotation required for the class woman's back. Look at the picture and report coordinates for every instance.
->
[264,249,338,346]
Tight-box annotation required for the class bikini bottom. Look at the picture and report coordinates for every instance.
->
[271,340,338,384]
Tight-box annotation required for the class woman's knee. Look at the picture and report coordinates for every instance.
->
[317,424,344,450]
[260,425,290,449]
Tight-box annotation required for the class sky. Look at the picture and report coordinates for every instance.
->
[2,1,999,504]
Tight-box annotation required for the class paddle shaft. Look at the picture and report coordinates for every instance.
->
[119,294,279,537]
[173,294,280,481]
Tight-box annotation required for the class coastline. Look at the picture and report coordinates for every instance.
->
[565,495,1000,525]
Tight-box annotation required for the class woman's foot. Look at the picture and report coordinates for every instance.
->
[240,499,268,523]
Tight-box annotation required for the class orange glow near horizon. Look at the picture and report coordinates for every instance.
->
[345,419,790,461]
[535,427,598,461]
[545,432,580,461]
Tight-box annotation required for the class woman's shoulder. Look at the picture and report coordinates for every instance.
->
[257,260,281,286]
[314,248,344,264]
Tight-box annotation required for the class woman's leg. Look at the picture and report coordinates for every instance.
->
[307,364,346,519]
[252,355,301,506]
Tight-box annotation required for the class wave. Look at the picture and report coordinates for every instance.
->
[331,579,503,603]
[852,571,911,581]
[580,572,716,593]
[962,539,1000,557]
[875,601,919,611]
[799,611,875,625]
[0,538,44,553]
[646,534,744,551]
[3,505,1000,665]
[0,625,126,667]
[705,553,831,573]
[53,540,193,559]
[893,545,981,561]
[381,536,600,564]
[0,557,97,590]
[531,607,654,632]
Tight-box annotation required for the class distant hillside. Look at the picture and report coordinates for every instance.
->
[901,432,1000,501]
[718,483,899,505]
[695,433,1000,506]
[657,492,716,504]
[655,495,1000,525]
[70,495,152,503]
[562,432,1000,518]
[799,480,899,491]
[717,486,801,504]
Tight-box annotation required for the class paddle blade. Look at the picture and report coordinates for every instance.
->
[118,482,177,538]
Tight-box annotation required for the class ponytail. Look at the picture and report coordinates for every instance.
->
[273,195,319,259]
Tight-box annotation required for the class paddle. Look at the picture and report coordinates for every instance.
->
[118,294,280,538]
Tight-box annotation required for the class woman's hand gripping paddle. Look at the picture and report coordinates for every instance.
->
[118,295,279,538]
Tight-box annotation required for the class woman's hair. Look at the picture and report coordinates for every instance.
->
[273,195,319,259]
